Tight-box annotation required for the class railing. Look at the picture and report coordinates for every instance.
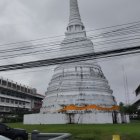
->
[31,130,71,140]
[30,131,121,140]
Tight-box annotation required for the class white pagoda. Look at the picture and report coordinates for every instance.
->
[24,0,120,124]
[40,0,118,124]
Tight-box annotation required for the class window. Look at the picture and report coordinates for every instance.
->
[25,88,27,92]
[13,84,16,89]
[11,99,14,104]
[2,80,7,86]
[21,87,25,92]
[1,98,5,102]
[8,82,12,87]
[6,99,9,103]
[17,85,20,90]
[0,106,4,110]
[15,100,18,104]
[28,89,31,93]
[5,107,9,111]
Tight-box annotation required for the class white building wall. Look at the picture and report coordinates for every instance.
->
[75,112,113,124]
[24,113,67,124]
[24,112,114,124]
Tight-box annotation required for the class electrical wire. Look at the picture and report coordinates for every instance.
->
[0,34,140,61]
[0,44,139,72]
[0,24,139,56]
[0,20,140,51]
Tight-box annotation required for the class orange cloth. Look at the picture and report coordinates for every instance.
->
[59,105,119,112]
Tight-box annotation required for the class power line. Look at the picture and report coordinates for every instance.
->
[1,50,139,75]
[0,67,54,75]
[0,23,139,59]
[0,34,140,61]
[0,20,139,63]
[0,20,140,50]
[0,45,139,72]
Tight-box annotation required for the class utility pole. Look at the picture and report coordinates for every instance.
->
[122,65,130,105]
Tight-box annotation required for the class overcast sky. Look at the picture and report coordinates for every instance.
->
[0,0,140,104]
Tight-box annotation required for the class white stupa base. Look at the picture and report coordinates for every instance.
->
[24,112,121,124]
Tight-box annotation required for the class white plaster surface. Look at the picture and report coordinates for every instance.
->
[24,113,67,124]
[24,112,114,124]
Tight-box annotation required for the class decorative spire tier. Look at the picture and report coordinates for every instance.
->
[61,0,91,57]
[68,0,84,28]
[66,0,85,35]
